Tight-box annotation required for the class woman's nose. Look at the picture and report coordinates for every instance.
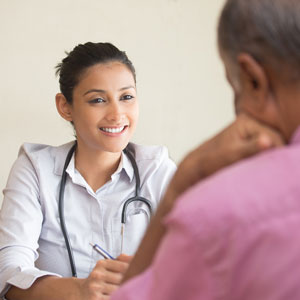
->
[106,101,124,123]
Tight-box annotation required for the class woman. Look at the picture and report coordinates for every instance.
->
[0,42,176,299]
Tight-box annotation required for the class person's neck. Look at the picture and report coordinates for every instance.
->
[274,79,300,142]
[74,143,122,193]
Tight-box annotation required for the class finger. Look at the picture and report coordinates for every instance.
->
[117,254,133,263]
[244,122,284,149]
[249,125,285,148]
[259,129,285,147]
[89,268,123,286]
[239,134,277,158]
[97,268,123,285]
[240,114,285,146]
[106,259,129,273]
[95,259,129,274]
[104,281,121,295]
[255,134,274,150]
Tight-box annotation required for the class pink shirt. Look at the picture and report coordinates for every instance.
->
[112,127,300,300]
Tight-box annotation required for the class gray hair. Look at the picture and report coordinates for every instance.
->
[218,0,300,79]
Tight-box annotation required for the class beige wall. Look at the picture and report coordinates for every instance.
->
[0,0,233,206]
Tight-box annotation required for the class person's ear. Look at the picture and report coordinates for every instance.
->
[237,53,271,112]
[55,93,73,122]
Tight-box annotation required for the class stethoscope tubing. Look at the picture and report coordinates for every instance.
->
[58,143,78,277]
[58,142,152,277]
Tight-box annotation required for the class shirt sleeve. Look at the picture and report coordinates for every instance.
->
[0,151,61,297]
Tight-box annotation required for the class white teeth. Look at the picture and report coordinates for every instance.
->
[100,126,125,133]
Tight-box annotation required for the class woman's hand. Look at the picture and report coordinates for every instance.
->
[78,254,132,299]
[5,255,132,300]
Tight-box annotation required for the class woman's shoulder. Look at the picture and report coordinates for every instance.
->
[16,141,75,173]
[19,141,74,158]
[5,142,75,189]
[125,143,176,202]
[126,142,177,178]
[126,142,172,163]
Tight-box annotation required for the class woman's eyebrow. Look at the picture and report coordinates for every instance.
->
[83,86,135,96]
[83,89,105,96]
[119,85,135,91]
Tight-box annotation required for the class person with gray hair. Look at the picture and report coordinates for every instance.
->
[109,0,300,299]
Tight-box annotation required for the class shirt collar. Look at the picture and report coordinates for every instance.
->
[54,141,76,176]
[113,150,134,182]
[53,142,134,183]
[66,152,76,177]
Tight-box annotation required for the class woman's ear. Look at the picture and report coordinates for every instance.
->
[55,93,73,122]
[237,53,270,112]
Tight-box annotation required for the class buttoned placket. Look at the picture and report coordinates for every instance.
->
[64,150,135,263]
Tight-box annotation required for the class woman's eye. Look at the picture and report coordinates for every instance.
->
[121,95,134,101]
[89,98,105,104]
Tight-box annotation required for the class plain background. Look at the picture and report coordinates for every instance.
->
[0,0,233,207]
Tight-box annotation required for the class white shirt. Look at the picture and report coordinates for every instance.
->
[0,141,176,297]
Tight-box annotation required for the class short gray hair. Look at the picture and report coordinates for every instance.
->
[218,0,300,79]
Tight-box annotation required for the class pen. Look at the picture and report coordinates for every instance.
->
[89,242,115,260]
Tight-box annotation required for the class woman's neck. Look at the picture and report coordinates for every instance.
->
[74,143,122,193]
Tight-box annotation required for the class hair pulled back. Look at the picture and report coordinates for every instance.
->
[55,42,136,103]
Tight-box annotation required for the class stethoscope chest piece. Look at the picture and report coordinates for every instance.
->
[121,196,152,225]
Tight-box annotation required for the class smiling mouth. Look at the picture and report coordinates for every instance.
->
[99,126,128,133]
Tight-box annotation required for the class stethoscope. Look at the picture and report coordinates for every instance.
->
[58,142,153,277]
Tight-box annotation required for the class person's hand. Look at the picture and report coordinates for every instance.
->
[78,254,132,300]
[122,113,285,283]
[168,113,285,201]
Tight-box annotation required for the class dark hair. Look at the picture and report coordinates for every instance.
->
[218,0,300,79]
[55,42,136,103]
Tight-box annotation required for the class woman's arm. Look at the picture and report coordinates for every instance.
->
[0,146,131,300]
[123,113,284,282]
[6,254,132,300]
[6,276,82,300]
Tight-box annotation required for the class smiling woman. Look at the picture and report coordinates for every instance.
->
[0,42,176,300]
[56,62,139,160]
